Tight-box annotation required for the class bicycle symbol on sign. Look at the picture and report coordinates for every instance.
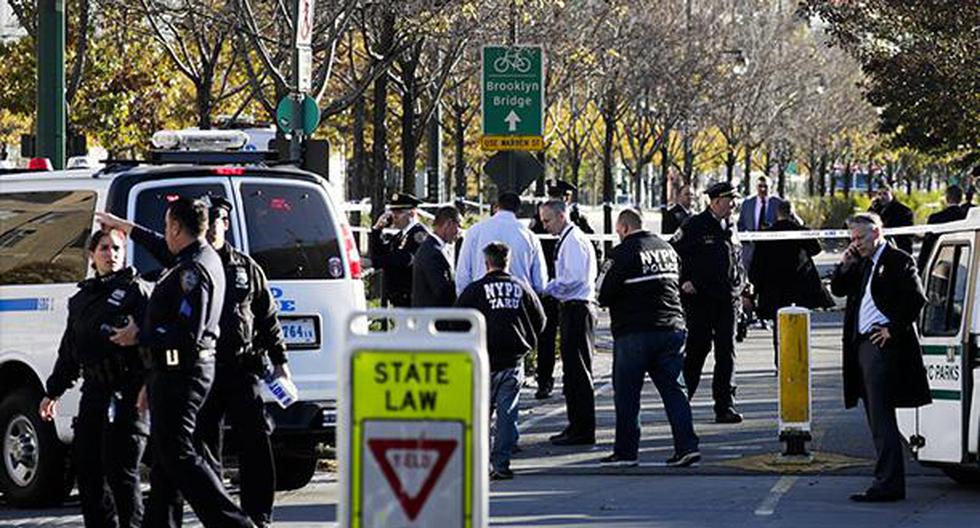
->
[493,49,532,74]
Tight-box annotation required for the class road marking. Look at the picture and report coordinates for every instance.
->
[754,475,798,516]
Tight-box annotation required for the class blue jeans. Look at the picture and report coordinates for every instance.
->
[613,330,699,459]
[490,366,523,472]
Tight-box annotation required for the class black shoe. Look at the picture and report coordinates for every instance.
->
[599,453,638,467]
[551,434,595,446]
[849,489,904,502]
[666,450,701,467]
[490,468,514,480]
[535,380,553,400]
[715,409,743,424]
[548,428,571,442]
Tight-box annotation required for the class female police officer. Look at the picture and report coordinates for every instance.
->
[39,228,151,527]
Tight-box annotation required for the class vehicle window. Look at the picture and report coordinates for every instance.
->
[132,184,229,276]
[0,191,96,285]
[922,244,971,337]
[241,182,342,280]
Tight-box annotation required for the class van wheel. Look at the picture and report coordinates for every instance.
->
[274,439,317,491]
[941,466,980,486]
[0,388,73,506]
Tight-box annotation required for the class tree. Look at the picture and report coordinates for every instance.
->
[801,0,979,165]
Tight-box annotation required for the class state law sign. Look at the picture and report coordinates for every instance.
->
[481,45,544,151]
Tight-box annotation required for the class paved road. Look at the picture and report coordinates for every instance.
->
[5,319,980,526]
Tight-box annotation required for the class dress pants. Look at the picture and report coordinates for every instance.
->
[535,296,560,385]
[74,381,147,528]
[683,295,737,413]
[559,300,596,437]
[142,359,253,528]
[858,338,906,495]
[195,361,276,525]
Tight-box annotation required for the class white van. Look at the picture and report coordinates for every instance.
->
[897,207,980,484]
[0,155,365,505]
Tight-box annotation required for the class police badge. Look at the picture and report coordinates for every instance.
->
[235,267,249,289]
[180,269,199,292]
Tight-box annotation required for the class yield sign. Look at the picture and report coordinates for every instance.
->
[367,438,458,521]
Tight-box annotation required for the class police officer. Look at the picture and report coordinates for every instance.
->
[40,229,150,527]
[99,197,289,527]
[369,193,430,307]
[106,197,253,527]
[662,184,695,235]
[671,181,745,424]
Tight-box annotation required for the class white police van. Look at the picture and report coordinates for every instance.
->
[0,130,365,505]
[897,207,980,484]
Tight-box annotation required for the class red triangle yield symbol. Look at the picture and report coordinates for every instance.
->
[367,438,458,521]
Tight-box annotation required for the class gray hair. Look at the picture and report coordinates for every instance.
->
[846,212,884,232]
[539,199,567,215]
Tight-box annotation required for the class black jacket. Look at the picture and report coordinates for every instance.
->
[140,240,225,358]
[370,222,430,306]
[670,209,745,301]
[597,230,685,338]
[411,235,456,307]
[132,226,287,365]
[918,205,968,271]
[46,268,151,398]
[830,244,931,409]
[661,204,692,235]
[870,199,914,255]
[455,271,546,372]
[749,219,834,320]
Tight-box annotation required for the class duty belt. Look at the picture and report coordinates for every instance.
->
[142,347,215,370]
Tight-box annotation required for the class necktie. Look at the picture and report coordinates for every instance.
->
[758,198,767,229]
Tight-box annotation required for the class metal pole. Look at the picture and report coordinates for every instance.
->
[37,0,66,169]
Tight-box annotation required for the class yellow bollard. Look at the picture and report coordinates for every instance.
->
[778,306,812,458]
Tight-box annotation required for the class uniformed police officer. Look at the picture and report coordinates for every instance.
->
[662,184,694,235]
[106,197,253,527]
[99,197,289,527]
[671,181,745,424]
[369,193,430,307]
[40,229,150,527]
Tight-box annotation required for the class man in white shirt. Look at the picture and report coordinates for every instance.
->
[455,192,547,296]
[538,199,598,446]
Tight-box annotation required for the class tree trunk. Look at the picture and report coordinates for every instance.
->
[818,154,828,197]
[196,79,213,129]
[400,60,419,194]
[843,161,852,198]
[601,88,617,254]
[351,94,367,200]
[660,142,669,210]
[682,133,694,185]
[370,9,395,219]
[743,145,753,196]
[453,107,466,199]
[725,147,736,183]
[807,150,817,197]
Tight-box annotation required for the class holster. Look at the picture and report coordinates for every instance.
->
[238,347,272,378]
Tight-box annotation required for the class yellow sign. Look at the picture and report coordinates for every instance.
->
[480,135,544,151]
[350,350,474,528]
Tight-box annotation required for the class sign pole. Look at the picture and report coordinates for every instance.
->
[37,0,66,169]
[291,0,316,163]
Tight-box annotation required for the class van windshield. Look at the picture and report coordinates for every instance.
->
[241,182,342,280]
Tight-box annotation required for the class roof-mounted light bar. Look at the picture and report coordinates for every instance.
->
[151,129,249,151]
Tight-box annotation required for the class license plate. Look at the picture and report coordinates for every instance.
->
[280,316,319,348]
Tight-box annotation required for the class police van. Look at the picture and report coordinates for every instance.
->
[897,207,980,484]
[0,130,365,505]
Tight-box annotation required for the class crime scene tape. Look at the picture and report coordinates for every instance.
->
[737,214,980,241]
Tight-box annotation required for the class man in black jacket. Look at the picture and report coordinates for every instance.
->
[831,212,930,502]
[456,242,546,480]
[597,209,699,468]
[918,185,967,270]
[869,181,914,255]
[412,206,462,307]
[369,193,429,306]
[662,184,694,235]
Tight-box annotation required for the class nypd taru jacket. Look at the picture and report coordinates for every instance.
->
[670,209,746,301]
[455,271,547,372]
[46,267,151,398]
[597,231,685,338]
[132,225,287,365]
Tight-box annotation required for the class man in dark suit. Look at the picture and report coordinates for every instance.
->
[411,206,462,307]
[662,184,694,235]
[831,212,931,502]
[918,185,967,270]
[869,181,914,255]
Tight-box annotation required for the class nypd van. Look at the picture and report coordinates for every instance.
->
[0,131,365,505]
[897,207,980,484]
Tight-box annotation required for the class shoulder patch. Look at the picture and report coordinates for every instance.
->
[414,230,428,244]
[671,228,683,243]
[180,268,200,293]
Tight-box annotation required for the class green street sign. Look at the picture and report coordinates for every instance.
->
[276,94,321,136]
[481,45,544,150]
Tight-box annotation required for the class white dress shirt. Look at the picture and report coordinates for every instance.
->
[544,223,597,302]
[858,243,890,333]
[430,233,455,272]
[454,210,548,295]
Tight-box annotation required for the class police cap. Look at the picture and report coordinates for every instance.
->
[388,192,422,210]
[705,181,739,199]
[200,195,232,222]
